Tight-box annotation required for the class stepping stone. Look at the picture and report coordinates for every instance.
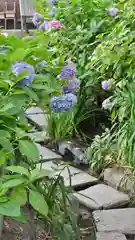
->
[27,131,49,143]
[37,144,62,162]
[96,232,127,240]
[93,208,135,235]
[37,161,98,188]
[74,184,129,210]
[26,107,43,115]
[26,107,47,129]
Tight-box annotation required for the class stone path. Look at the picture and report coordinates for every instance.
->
[26,107,135,240]
[26,107,47,129]
[93,209,135,235]
[74,184,129,210]
[96,232,127,240]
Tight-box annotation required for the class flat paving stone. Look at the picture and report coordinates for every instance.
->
[93,208,135,235]
[26,107,43,115]
[27,131,49,142]
[96,232,127,240]
[37,161,98,188]
[74,184,129,210]
[26,107,47,129]
[37,144,62,161]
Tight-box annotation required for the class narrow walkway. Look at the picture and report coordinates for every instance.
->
[26,107,135,240]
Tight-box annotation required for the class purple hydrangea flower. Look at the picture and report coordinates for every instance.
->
[12,61,35,87]
[101,79,114,90]
[50,93,77,112]
[49,0,55,5]
[101,80,109,90]
[39,21,49,30]
[58,67,75,80]
[63,78,80,94]
[108,7,118,17]
[49,6,56,16]
[32,13,43,27]
[35,60,47,69]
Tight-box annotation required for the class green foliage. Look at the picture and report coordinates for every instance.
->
[0,26,79,239]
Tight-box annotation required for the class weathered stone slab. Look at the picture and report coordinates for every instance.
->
[96,232,127,240]
[26,107,47,129]
[26,107,43,115]
[37,161,98,188]
[27,131,49,143]
[103,167,135,196]
[93,208,135,235]
[37,144,62,161]
[74,184,129,210]
[58,141,87,164]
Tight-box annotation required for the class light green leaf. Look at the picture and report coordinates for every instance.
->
[0,130,10,138]
[0,138,14,153]
[24,86,39,102]
[19,140,40,162]
[2,178,26,189]
[29,190,48,216]
[0,201,21,216]
[11,187,27,206]
[6,166,29,177]
[30,168,52,181]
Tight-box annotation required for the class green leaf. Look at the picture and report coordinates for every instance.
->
[6,166,29,176]
[19,140,40,162]
[0,201,21,216]
[30,168,52,181]
[0,130,10,138]
[11,187,27,206]
[0,138,14,153]
[10,48,26,61]
[0,150,6,165]
[29,190,48,216]
[24,86,39,102]
[2,178,26,189]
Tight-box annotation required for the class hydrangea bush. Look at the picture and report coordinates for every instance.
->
[0,26,79,236]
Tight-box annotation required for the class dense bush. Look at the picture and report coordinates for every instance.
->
[0,30,79,239]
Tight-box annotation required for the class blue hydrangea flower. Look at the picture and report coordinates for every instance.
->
[49,6,56,16]
[108,7,118,17]
[101,79,114,90]
[49,0,55,5]
[101,80,109,90]
[32,13,43,27]
[58,67,75,80]
[63,78,80,94]
[50,93,77,112]
[12,61,35,87]
[35,60,47,69]
[39,21,49,30]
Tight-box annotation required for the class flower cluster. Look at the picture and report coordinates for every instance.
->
[32,13,43,27]
[63,78,80,94]
[50,93,77,112]
[39,20,64,31]
[58,61,80,94]
[108,7,118,17]
[12,61,35,87]
[50,61,79,112]
[101,79,114,90]
[49,6,56,17]
[102,98,112,110]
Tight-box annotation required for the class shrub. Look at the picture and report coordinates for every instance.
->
[0,30,79,239]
